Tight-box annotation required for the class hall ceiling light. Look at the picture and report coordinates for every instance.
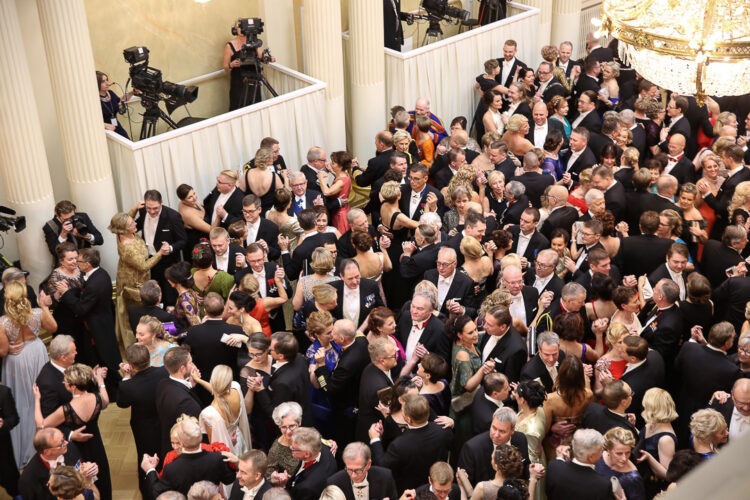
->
[599,0,750,105]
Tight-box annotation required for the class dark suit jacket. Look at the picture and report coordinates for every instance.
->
[616,234,673,277]
[424,269,476,318]
[704,167,750,238]
[356,363,395,441]
[526,118,567,148]
[252,218,282,261]
[560,147,597,184]
[603,181,627,222]
[667,155,696,185]
[539,79,567,104]
[155,377,203,456]
[639,305,685,372]
[588,133,622,162]
[621,349,665,427]
[430,149,480,180]
[470,387,502,435]
[574,74,601,102]
[495,57,527,88]
[116,366,169,459]
[337,224,379,259]
[397,311,450,361]
[648,263,688,291]
[256,354,314,426]
[127,304,177,333]
[515,286,540,327]
[43,212,103,257]
[0,383,19,494]
[701,240,743,289]
[288,186,338,214]
[628,124,647,164]
[477,327,527,382]
[524,272,564,303]
[36,362,72,420]
[539,206,579,240]
[147,450,236,497]
[508,226,549,263]
[588,46,615,63]
[282,232,330,279]
[660,116,692,149]
[18,446,81,500]
[712,276,750,333]
[133,205,187,266]
[358,149,395,187]
[287,447,338,500]
[545,459,612,500]
[458,431,530,484]
[510,101,533,123]
[399,184,445,222]
[400,243,441,283]
[212,243,248,275]
[582,402,638,442]
[515,171,555,208]
[520,351,567,393]
[203,187,245,228]
[327,466,399,500]
[371,421,453,492]
[500,196,530,226]
[228,479,272,500]
[314,336,370,413]
[574,109,603,134]
[331,279,384,328]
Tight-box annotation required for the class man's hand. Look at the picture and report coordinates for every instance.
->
[81,462,98,478]
[691,325,707,344]
[278,235,290,252]
[399,490,416,500]
[560,172,572,186]
[256,239,269,253]
[313,195,324,206]
[529,463,545,480]
[71,425,94,442]
[564,256,577,273]
[555,444,571,461]
[710,390,731,405]
[413,343,428,360]
[434,416,455,429]
[425,192,438,211]
[140,454,159,472]
[402,241,416,257]
[368,421,384,440]
[591,318,609,336]
[235,253,247,268]
[538,290,554,310]
[274,266,286,283]
[314,347,327,367]
[622,275,637,288]
[158,241,171,256]
[55,280,70,296]
[520,257,529,269]
[659,127,669,142]
[7,342,24,356]
[483,240,497,255]
[481,359,496,375]
[271,470,291,487]
[119,362,133,378]
[216,204,228,220]
[221,451,239,464]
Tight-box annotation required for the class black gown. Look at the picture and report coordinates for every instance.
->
[228,42,261,111]
[381,211,411,310]
[100,90,129,139]
[62,394,111,500]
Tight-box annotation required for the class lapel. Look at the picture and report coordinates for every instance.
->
[419,316,437,345]
[535,356,554,388]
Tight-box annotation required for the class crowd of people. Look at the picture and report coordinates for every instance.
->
[3,26,750,500]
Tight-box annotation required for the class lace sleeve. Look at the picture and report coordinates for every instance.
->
[119,239,162,272]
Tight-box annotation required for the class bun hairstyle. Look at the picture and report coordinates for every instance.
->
[497,478,529,500]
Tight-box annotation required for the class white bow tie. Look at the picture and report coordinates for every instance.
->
[733,410,750,425]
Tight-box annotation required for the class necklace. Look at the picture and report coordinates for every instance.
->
[72,393,82,398]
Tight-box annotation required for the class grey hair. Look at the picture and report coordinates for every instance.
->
[523,151,540,170]
[334,319,357,340]
[342,442,371,463]
[571,428,604,461]
[506,180,526,198]
[657,279,680,304]
[584,188,604,206]
[264,488,292,500]
[272,401,303,426]
[438,246,457,261]
[49,335,75,360]
[419,211,443,229]
[537,331,561,349]
[413,290,437,311]
[492,407,518,427]
[156,492,187,500]
[306,147,324,163]
[561,282,586,300]
[288,170,306,181]
[346,208,366,224]
[187,481,220,500]
[656,174,678,194]
[537,248,559,267]
[1,267,25,286]
[619,109,635,126]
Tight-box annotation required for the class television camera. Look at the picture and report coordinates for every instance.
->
[407,0,476,44]
[0,206,26,234]
[231,18,278,107]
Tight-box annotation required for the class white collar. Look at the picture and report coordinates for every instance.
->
[438,270,456,283]
[246,218,260,229]
[407,421,429,430]
[344,285,359,295]
[624,358,646,374]
[84,267,98,281]
[604,180,617,192]
[706,344,726,355]
[181,447,203,455]
[728,164,745,177]
[572,458,595,470]
[519,230,533,240]
[169,375,192,389]
[242,479,266,496]
[669,115,683,127]
[484,393,505,408]
[534,273,554,287]
[50,360,67,374]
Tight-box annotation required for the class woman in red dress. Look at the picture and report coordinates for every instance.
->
[317,151,352,233]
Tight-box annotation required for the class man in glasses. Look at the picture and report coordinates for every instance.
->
[326,442,398,500]
[534,62,565,104]
[525,248,563,302]
[204,169,244,228]
[581,379,639,442]
[710,378,750,443]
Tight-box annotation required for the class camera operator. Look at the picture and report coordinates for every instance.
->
[97,70,135,139]
[383,0,411,51]
[223,18,275,111]
[43,201,103,259]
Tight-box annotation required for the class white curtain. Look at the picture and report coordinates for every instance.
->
[106,65,328,210]
[383,3,539,130]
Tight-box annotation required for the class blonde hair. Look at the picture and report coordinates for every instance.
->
[312,284,337,304]
[380,181,402,203]
[603,427,635,449]
[660,209,683,237]
[415,280,438,299]
[689,408,727,442]
[487,170,505,185]
[500,253,522,271]
[310,248,335,275]
[64,363,93,390]
[579,168,593,187]
[641,388,678,424]
[254,148,274,167]
[108,212,131,235]
[460,235,484,260]
[319,486,347,500]
[307,310,334,338]
[209,365,235,423]
[605,322,629,348]
[139,315,166,340]
[2,281,32,327]
[219,169,238,181]
[239,274,261,299]
[393,130,411,144]
[729,181,750,221]
[621,147,639,167]
[713,111,737,136]
[479,288,513,317]
[505,114,528,134]
[604,61,620,78]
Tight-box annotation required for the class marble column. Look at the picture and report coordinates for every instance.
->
[0,0,56,288]
[518,0,552,61]
[348,0,386,161]
[551,0,583,51]
[301,0,347,151]
[259,0,298,70]
[36,0,119,274]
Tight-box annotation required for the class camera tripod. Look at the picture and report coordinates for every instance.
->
[478,0,506,26]
[139,99,179,140]
[422,18,445,45]
[238,62,278,108]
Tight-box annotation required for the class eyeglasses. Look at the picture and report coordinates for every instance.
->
[242,208,260,215]
[281,424,299,432]
[581,231,595,237]
[383,353,400,360]
[49,439,68,449]
[345,465,368,474]
[290,182,307,188]
[289,445,305,452]
[247,351,267,358]
[738,348,750,355]
[535,261,552,269]
[503,279,524,286]
[436,261,456,268]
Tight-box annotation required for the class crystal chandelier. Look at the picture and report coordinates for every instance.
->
[597,0,750,105]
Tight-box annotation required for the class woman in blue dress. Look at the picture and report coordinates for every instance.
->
[595,427,646,500]
[542,129,566,180]
[597,61,621,117]
[305,310,341,437]
[97,71,133,139]
[636,388,678,498]
[548,96,572,138]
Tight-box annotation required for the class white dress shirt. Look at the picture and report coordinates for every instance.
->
[144,213,159,255]
[405,319,427,361]
[215,251,229,272]
[730,407,750,441]
[343,286,360,325]
[571,110,591,130]
[516,231,533,258]
[509,293,527,325]
[169,375,192,390]
[242,479,266,500]
[501,57,516,85]
[533,121,548,148]
[533,273,554,295]
[545,362,559,383]
[482,333,503,362]
[246,219,261,246]
[566,149,583,171]
[666,265,686,300]
[212,188,234,224]
[437,270,456,310]
[409,188,425,218]
[254,269,267,297]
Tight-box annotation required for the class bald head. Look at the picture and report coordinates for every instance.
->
[549,185,569,207]
[656,175,678,197]
[733,378,750,416]
[532,101,548,125]
[668,133,686,155]
[415,98,430,116]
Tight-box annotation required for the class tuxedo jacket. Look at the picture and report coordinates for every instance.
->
[234,261,292,331]
[416,483,460,500]
[587,132,622,162]
[712,276,750,334]
[555,58,581,79]
[18,446,81,500]
[36,362,72,421]
[133,205,187,266]
[397,310,450,361]
[573,109,602,134]
[155,377,203,456]
[624,190,658,233]
[648,263,689,291]
[500,196,530,226]
[127,304,178,333]
[539,78,567,104]
[661,116,692,148]
[573,74,601,102]
[545,459,612,500]
[430,149,480,180]
[424,269,476,318]
[371,421,453,492]
[282,232,331,279]
[514,286,540,327]
[704,167,750,237]
[116,366,169,458]
[228,478,272,500]
[639,304,685,371]
[612,165,634,194]
[314,336,370,412]
[337,224,379,259]
[356,363,395,441]
[147,450,236,497]
[629,125,647,165]
[327,465,399,500]
[0,383,19,492]
[184,319,246,403]
[247,218,281,262]
[287,447,338,500]
[515,171,555,209]
[701,240,743,289]
[616,234,673,277]
[399,184,445,221]
[581,402,638,442]
[477,327,527,382]
[539,206,579,241]
[458,431,530,484]
[560,147,597,184]
[525,118,566,148]
[256,354,314,426]
[573,266,622,298]
[639,193,683,221]
[520,350,567,393]
[510,101,533,123]
[666,155,696,185]
[331,279,384,328]
[301,164,328,194]
[621,349,665,427]
[508,226,549,263]
[400,242,441,283]
[203,187,245,228]
[524,272,564,303]
[288,186,338,214]
[602,181,627,222]
[43,211,103,258]
[211,243,247,275]
[470,388,501,435]
[495,57,527,88]
[358,149,395,187]
[709,399,738,439]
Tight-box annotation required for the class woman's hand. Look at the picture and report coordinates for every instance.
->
[158,241,171,256]
[375,401,390,418]
[434,416,454,429]
[230,59,241,68]
[274,266,286,283]
[39,290,53,308]
[33,383,41,400]
[104,123,116,131]
[8,342,24,356]
[592,318,609,336]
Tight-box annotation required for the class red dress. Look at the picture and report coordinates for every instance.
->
[249,300,272,338]
[568,189,588,213]
[331,175,351,233]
